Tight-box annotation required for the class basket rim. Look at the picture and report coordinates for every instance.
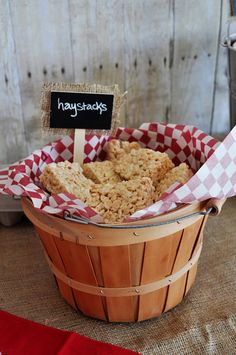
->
[21,197,209,246]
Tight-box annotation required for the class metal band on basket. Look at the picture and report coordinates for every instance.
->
[64,208,213,229]
[44,243,202,297]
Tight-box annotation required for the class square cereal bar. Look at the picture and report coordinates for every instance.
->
[154,163,193,201]
[114,148,174,187]
[83,160,121,184]
[106,139,141,161]
[39,161,93,202]
[88,177,155,224]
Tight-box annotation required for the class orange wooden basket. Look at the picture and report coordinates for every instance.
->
[22,197,224,322]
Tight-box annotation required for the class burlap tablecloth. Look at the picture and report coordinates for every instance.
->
[0,197,235,354]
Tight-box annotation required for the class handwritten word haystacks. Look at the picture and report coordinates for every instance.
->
[40,140,193,223]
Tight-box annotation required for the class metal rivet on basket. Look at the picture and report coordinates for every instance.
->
[133,232,139,236]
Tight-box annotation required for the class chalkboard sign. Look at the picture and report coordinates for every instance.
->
[41,82,126,164]
[41,82,126,135]
[50,91,114,130]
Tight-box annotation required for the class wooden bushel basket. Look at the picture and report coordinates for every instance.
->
[22,197,224,322]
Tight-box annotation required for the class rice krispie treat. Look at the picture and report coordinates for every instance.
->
[88,177,155,224]
[39,161,93,202]
[154,163,193,201]
[83,160,121,184]
[106,139,141,161]
[114,148,174,186]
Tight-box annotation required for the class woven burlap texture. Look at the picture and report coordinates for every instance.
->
[0,197,235,355]
[41,82,126,135]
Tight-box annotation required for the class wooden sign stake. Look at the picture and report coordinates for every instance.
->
[73,129,85,164]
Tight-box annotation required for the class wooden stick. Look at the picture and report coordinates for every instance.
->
[73,129,85,164]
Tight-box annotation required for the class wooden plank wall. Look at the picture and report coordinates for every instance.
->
[0,0,231,164]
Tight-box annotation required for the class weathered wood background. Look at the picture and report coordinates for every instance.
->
[0,0,231,164]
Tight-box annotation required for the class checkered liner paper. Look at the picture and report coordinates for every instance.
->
[1,122,236,222]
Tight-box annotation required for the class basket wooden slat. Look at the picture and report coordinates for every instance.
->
[164,218,204,312]
[22,197,214,322]
[99,245,135,322]
[130,243,145,286]
[35,227,76,309]
[138,230,183,321]
[53,239,106,320]
[130,243,145,320]
[86,246,109,319]
[184,214,208,296]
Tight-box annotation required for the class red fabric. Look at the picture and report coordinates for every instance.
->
[0,310,139,355]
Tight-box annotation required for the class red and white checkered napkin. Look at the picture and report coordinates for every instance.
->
[1,122,236,223]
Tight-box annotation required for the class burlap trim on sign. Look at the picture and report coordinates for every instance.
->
[41,82,126,135]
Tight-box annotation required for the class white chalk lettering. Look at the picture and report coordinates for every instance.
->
[58,98,64,110]
[57,98,108,117]
[87,104,92,110]
[64,103,70,110]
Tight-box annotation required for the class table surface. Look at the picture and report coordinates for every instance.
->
[0,197,236,355]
